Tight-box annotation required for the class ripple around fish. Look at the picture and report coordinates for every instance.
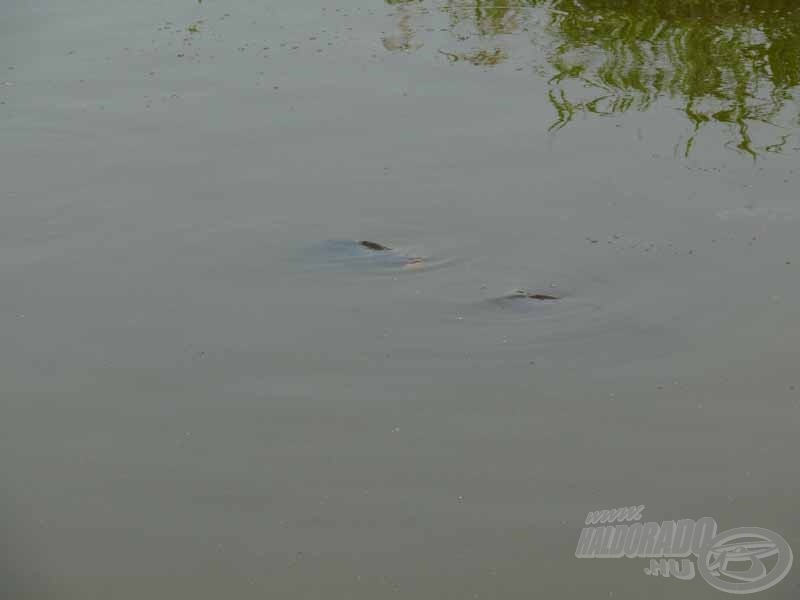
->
[448,295,675,369]
[292,239,459,275]
[439,291,641,359]
[462,290,605,331]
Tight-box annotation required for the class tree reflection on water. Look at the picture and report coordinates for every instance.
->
[383,0,800,157]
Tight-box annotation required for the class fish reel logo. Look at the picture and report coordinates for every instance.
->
[698,527,793,594]
[575,506,793,594]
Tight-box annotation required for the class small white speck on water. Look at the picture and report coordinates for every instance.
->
[392,427,400,433]
[457,495,464,502]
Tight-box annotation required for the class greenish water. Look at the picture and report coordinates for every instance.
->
[1,1,799,598]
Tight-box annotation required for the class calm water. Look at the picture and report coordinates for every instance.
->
[1,1,799,598]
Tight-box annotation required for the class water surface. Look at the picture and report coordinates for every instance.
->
[1,0,799,598]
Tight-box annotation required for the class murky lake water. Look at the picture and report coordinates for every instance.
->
[2,1,799,597]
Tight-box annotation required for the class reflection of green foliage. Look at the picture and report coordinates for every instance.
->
[440,47,508,65]
[383,0,426,52]
[444,0,529,36]
[543,0,800,156]
[385,0,800,157]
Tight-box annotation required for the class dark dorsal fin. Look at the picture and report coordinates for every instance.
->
[527,293,559,300]
[359,240,391,251]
